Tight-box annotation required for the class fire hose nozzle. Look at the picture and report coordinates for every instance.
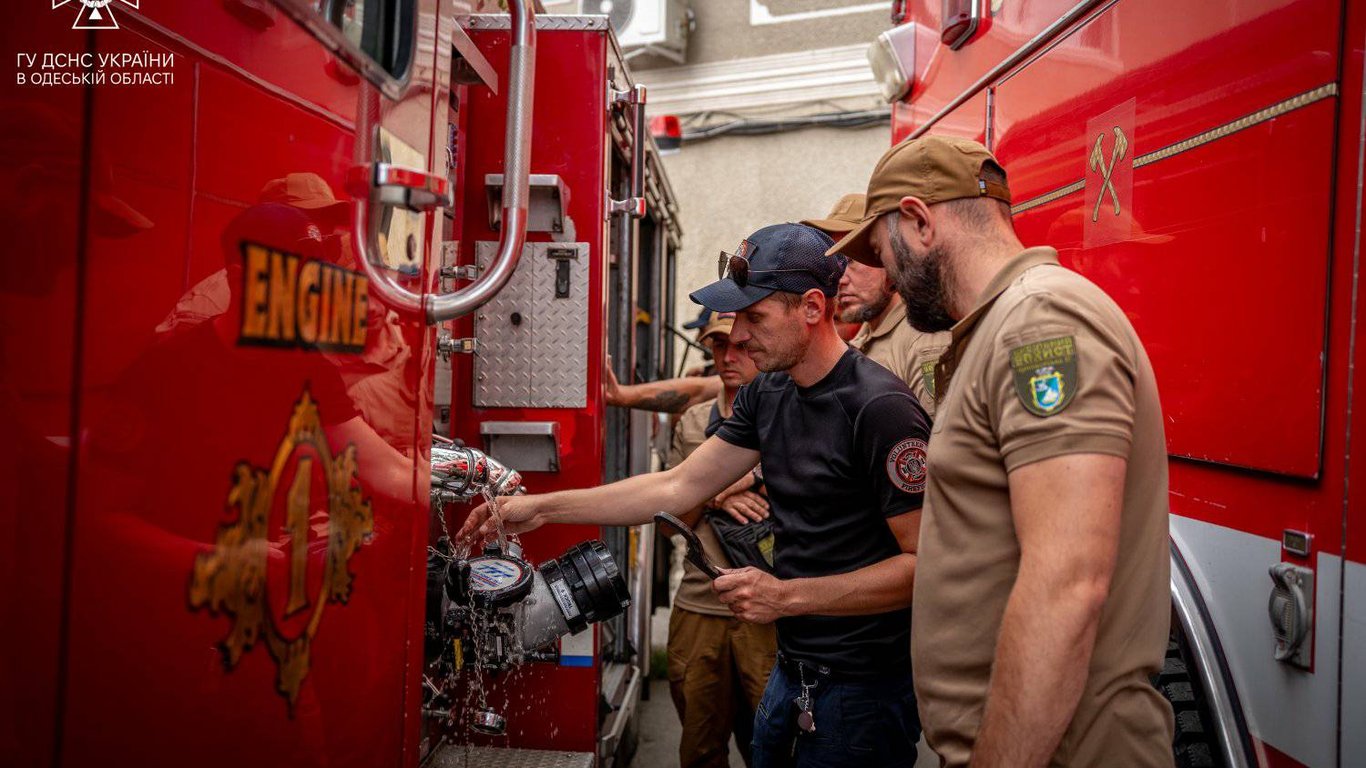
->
[431,445,524,501]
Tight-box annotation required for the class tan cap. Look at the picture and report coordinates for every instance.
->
[827,135,1011,265]
[699,311,735,342]
[801,194,867,235]
[258,172,350,213]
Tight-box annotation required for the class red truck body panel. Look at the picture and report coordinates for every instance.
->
[893,1,1366,765]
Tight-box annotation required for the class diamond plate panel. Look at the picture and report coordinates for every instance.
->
[467,14,611,31]
[474,242,589,408]
[429,746,594,768]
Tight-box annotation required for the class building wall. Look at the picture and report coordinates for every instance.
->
[659,122,889,348]
[545,1,896,367]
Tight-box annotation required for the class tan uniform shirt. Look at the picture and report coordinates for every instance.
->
[911,248,1175,767]
[849,300,950,418]
[666,398,735,617]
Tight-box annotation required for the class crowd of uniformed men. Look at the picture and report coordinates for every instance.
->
[463,136,1175,768]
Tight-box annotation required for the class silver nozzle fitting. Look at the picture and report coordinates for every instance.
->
[470,708,507,735]
[430,446,524,502]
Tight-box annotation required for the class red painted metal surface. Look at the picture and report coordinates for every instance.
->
[896,0,1357,557]
[1341,0,1366,575]
[3,1,446,765]
[896,0,1364,764]
[995,0,1338,479]
[0,10,87,765]
[444,23,616,755]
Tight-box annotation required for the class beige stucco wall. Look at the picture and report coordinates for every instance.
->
[660,122,889,357]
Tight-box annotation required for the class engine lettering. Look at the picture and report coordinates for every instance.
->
[239,241,369,353]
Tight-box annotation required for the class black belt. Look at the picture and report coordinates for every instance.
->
[775,650,910,682]
[775,651,833,679]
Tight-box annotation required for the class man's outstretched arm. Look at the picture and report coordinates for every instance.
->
[458,436,759,540]
[604,357,721,413]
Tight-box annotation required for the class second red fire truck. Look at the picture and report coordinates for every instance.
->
[867,1,1365,766]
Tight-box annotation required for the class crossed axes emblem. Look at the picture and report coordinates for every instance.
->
[1088,126,1128,222]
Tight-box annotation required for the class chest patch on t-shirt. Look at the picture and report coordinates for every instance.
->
[885,437,928,494]
[1009,335,1077,416]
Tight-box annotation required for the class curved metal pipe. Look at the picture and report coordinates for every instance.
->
[352,197,424,314]
[427,0,536,323]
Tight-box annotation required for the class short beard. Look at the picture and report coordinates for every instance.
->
[755,340,804,372]
[749,322,808,373]
[838,292,891,325]
[889,222,957,333]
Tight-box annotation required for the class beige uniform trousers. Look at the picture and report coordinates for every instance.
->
[667,607,777,768]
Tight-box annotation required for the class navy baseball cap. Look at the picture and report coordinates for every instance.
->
[682,307,713,330]
[689,223,847,313]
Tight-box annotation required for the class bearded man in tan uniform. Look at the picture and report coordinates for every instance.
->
[666,311,777,768]
[830,136,1175,767]
[804,194,949,417]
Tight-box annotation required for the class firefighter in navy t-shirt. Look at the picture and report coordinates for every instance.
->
[462,222,929,767]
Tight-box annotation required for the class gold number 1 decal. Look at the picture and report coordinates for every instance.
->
[285,456,314,616]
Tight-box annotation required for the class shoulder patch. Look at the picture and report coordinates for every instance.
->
[885,437,928,494]
[919,359,938,400]
[1010,335,1077,416]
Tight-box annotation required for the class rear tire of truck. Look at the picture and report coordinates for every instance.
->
[1158,614,1225,768]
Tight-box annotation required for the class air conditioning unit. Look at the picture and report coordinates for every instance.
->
[583,0,691,64]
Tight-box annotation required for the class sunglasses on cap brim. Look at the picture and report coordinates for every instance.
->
[717,239,845,289]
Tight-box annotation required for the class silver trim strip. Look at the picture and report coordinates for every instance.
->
[909,0,1110,140]
[1170,543,1254,768]
[1337,16,1366,757]
[1010,84,1339,215]
[597,665,642,759]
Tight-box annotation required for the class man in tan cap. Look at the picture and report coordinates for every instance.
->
[665,310,777,768]
[830,135,1174,767]
[804,194,950,417]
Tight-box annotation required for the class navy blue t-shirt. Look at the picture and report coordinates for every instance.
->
[715,348,930,676]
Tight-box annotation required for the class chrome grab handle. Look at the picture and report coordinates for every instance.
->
[350,0,536,323]
[427,0,535,323]
[610,84,648,219]
[371,163,453,211]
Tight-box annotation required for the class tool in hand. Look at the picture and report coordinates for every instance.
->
[654,512,722,580]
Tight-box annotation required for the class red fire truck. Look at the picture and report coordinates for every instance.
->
[2,2,678,766]
[867,1,1365,766]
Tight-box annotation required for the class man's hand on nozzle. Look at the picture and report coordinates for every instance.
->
[457,494,546,543]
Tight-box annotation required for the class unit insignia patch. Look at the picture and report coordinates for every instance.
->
[188,388,373,713]
[886,437,928,494]
[920,359,938,401]
[1010,335,1078,416]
